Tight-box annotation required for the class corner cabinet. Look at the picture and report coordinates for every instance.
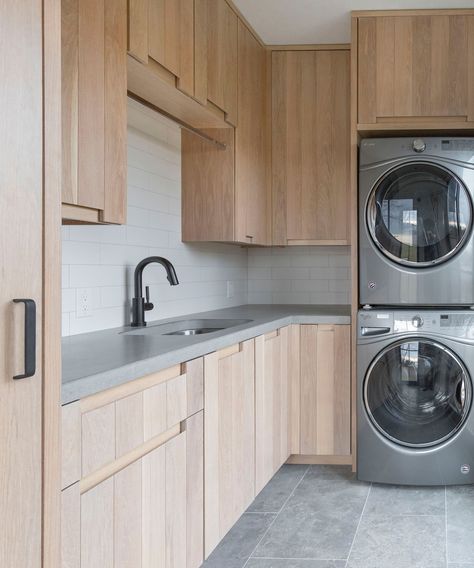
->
[272,49,351,246]
[355,11,474,130]
[61,0,128,225]
[181,22,268,245]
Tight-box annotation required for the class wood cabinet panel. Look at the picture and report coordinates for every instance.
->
[61,0,127,223]
[300,325,351,456]
[272,50,350,245]
[61,484,80,568]
[62,401,81,489]
[81,402,116,477]
[147,0,195,96]
[235,21,267,245]
[255,328,290,494]
[358,14,474,124]
[204,340,255,557]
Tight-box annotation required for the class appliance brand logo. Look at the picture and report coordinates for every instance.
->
[461,464,470,474]
[368,281,376,290]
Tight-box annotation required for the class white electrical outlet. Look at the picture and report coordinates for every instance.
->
[226,281,235,299]
[76,288,92,318]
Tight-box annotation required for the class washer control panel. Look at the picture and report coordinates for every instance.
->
[358,310,474,340]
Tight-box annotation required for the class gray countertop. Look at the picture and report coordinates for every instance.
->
[62,304,351,404]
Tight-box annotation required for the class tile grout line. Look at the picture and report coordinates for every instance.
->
[344,482,372,568]
[241,465,311,568]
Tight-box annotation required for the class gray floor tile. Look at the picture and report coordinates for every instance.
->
[346,514,446,568]
[246,559,345,568]
[448,565,474,568]
[253,476,370,561]
[203,513,276,568]
[248,465,309,513]
[364,483,445,516]
[447,486,474,564]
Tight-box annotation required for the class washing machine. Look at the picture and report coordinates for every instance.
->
[357,308,474,486]
[359,137,474,306]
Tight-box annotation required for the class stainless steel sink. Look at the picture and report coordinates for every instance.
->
[121,318,253,337]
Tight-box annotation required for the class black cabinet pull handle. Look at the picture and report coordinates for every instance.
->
[13,299,36,380]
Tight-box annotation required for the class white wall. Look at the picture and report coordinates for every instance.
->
[247,247,351,305]
[61,99,351,337]
[61,100,248,336]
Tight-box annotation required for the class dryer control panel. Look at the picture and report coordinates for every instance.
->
[358,309,474,341]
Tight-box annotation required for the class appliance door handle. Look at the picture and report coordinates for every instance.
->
[13,299,36,380]
[360,326,391,337]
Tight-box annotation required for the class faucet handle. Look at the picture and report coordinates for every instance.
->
[144,286,154,311]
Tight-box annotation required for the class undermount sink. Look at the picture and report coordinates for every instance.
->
[121,318,253,337]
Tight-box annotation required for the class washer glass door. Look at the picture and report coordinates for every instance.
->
[367,162,472,266]
[365,339,471,447]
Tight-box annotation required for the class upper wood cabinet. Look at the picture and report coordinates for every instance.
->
[128,0,195,97]
[195,0,238,126]
[272,49,351,246]
[181,22,268,245]
[356,12,474,128]
[61,0,128,224]
[235,22,268,245]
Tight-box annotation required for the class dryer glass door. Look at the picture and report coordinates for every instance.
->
[364,339,471,447]
[367,163,472,267]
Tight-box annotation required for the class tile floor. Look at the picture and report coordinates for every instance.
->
[203,464,474,568]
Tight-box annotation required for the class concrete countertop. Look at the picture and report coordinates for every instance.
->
[62,304,351,404]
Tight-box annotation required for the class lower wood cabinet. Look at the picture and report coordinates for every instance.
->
[255,328,290,494]
[299,325,351,457]
[204,340,256,557]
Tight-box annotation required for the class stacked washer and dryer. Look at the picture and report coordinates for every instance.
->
[357,137,474,485]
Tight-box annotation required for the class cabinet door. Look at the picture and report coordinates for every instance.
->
[75,419,202,568]
[204,341,255,557]
[358,14,474,124]
[272,50,350,245]
[300,325,351,456]
[128,0,194,97]
[0,0,43,565]
[62,0,127,224]
[235,21,268,245]
[255,328,290,494]
[195,0,238,126]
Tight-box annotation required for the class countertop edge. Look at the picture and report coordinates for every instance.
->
[62,311,350,405]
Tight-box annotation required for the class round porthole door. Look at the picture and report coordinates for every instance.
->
[364,339,472,448]
[366,162,472,267]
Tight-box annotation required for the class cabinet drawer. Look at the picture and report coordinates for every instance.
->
[63,359,204,479]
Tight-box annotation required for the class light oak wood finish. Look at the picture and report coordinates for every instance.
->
[128,0,149,62]
[204,340,256,557]
[197,0,238,126]
[81,402,116,477]
[288,324,302,454]
[61,0,127,224]
[43,0,64,562]
[357,12,474,126]
[0,1,43,564]
[181,128,235,242]
[287,454,353,466]
[300,325,351,456]
[255,328,290,494]
[185,411,204,568]
[235,21,268,245]
[62,401,82,489]
[272,49,351,245]
[61,483,81,568]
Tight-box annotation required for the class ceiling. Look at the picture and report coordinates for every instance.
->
[232,0,474,44]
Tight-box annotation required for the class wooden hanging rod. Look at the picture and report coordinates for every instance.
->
[127,92,228,150]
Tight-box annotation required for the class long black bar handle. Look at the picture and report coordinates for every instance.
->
[13,299,36,380]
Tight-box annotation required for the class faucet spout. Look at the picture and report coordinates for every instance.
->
[131,256,179,327]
